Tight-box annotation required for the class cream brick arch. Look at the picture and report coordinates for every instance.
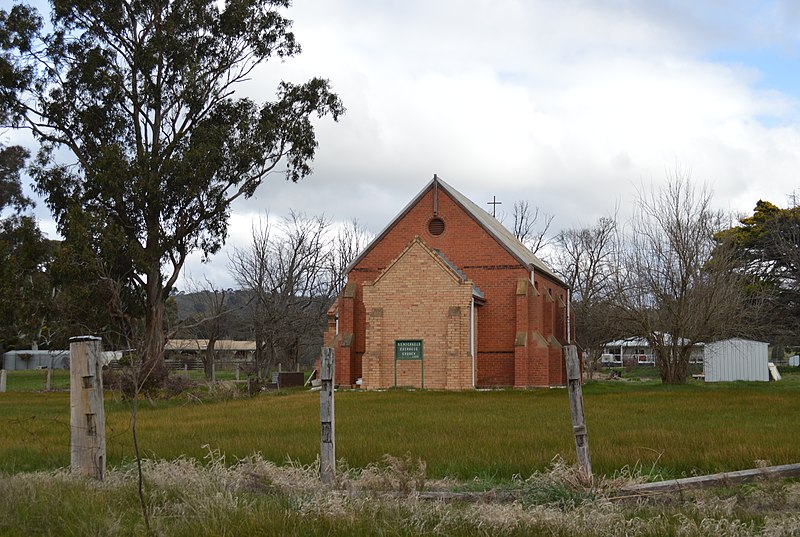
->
[361,237,480,389]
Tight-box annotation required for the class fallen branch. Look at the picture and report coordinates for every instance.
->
[619,462,800,495]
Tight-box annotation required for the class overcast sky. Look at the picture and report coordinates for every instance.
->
[16,0,800,288]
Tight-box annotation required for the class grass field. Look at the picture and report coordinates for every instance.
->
[2,369,799,481]
[2,369,800,536]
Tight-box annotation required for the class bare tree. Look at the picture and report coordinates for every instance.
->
[268,212,333,371]
[182,278,233,380]
[328,219,373,300]
[229,216,273,377]
[552,214,620,377]
[229,212,340,377]
[510,200,554,255]
[616,172,749,384]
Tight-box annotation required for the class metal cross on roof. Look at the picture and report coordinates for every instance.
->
[487,195,502,217]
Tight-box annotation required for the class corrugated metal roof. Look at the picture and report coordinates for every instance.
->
[346,175,564,285]
[165,339,257,352]
[604,333,707,348]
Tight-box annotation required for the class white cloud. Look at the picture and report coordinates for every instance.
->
[13,1,800,287]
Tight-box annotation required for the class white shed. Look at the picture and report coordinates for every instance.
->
[703,338,769,382]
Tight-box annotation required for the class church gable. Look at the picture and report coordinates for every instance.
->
[361,237,475,390]
[348,175,563,287]
[368,236,466,290]
[350,179,521,277]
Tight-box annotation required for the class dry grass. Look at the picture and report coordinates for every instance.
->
[1,453,798,536]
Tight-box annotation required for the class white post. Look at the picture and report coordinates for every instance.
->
[69,336,106,480]
[565,345,592,482]
[0,369,7,393]
[320,347,335,485]
[211,362,216,382]
[45,368,52,391]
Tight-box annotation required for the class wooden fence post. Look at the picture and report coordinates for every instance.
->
[211,362,216,382]
[564,345,592,483]
[0,369,6,393]
[320,347,335,485]
[235,364,240,381]
[69,336,106,480]
[45,367,52,391]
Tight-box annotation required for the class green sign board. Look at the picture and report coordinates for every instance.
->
[395,340,423,360]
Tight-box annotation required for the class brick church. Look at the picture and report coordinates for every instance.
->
[323,176,571,389]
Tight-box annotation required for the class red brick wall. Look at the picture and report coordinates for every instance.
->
[325,184,569,388]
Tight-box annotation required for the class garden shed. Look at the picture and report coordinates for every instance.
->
[2,350,70,370]
[703,338,769,382]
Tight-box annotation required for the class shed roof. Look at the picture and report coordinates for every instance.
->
[165,339,257,352]
[346,175,565,286]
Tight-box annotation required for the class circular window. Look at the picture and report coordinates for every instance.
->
[428,217,445,236]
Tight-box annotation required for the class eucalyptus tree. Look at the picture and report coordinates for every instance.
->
[1,0,343,379]
[0,142,56,350]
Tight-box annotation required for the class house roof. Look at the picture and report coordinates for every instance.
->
[603,337,650,348]
[603,335,706,348]
[346,175,565,286]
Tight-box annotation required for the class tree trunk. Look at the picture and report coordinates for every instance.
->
[141,276,168,385]
[659,346,690,384]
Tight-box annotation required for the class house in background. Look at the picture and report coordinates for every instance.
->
[324,175,572,389]
[601,336,772,382]
[601,336,704,367]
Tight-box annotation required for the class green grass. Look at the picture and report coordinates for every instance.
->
[2,370,799,480]
[1,369,71,391]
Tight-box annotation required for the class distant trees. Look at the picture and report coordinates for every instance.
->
[1,0,343,380]
[548,173,768,384]
[716,199,800,345]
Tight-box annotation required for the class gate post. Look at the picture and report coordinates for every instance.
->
[69,336,106,480]
[320,347,336,485]
[565,345,592,483]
